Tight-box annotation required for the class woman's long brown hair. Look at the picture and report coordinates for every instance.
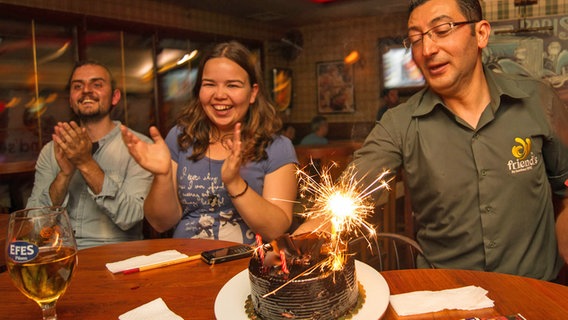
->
[176,41,282,163]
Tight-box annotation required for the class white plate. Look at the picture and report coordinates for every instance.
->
[214,260,390,320]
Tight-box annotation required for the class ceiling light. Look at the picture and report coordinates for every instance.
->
[177,49,198,65]
[344,50,360,64]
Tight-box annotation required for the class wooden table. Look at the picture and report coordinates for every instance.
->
[0,238,248,320]
[2,239,568,319]
[0,160,36,175]
[380,268,568,319]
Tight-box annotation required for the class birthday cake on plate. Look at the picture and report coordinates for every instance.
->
[247,232,361,320]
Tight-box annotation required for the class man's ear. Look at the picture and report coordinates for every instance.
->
[112,88,121,106]
[477,20,491,49]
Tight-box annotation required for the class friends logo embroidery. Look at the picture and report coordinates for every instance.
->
[507,137,539,174]
[511,137,531,160]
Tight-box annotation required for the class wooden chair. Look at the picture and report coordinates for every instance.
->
[294,141,361,182]
[0,160,36,212]
[348,232,434,272]
[0,214,8,273]
[371,169,415,238]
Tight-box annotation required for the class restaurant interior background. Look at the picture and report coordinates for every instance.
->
[1,0,568,220]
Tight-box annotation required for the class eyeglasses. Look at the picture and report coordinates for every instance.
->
[403,20,479,49]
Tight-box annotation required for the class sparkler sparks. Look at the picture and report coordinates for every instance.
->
[297,160,392,269]
[253,162,392,297]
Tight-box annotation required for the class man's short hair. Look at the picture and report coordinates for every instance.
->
[311,115,327,132]
[381,88,394,98]
[408,0,483,22]
[66,60,117,92]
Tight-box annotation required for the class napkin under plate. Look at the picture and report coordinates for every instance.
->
[389,285,494,316]
[106,250,189,274]
[119,297,183,320]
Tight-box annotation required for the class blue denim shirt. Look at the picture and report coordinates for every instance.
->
[27,121,153,249]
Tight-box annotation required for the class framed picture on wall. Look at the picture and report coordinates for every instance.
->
[271,68,293,111]
[316,61,355,114]
[487,14,568,102]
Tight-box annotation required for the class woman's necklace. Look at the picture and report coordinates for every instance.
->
[207,148,220,210]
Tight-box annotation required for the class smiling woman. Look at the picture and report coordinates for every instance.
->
[199,56,259,134]
[121,41,298,246]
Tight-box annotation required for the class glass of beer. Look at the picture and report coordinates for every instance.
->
[5,206,78,320]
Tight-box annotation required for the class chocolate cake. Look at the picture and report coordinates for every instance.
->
[248,233,359,320]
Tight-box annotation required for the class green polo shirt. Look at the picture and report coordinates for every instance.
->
[352,66,568,280]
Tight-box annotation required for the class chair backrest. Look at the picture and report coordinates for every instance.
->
[294,141,361,181]
[348,232,434,271]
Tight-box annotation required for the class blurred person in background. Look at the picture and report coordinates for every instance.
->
[281,124,296,143]
[376,88,400,121]
[299,115,328,145]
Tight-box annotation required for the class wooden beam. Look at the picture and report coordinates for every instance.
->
[514,0,538,6]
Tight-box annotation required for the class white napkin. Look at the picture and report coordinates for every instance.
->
[389,285,494,316]
[119,298,183,320]
[106,250,189,273]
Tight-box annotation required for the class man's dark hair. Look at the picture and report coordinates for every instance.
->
[311,115,327,132]
[66,60,117,92]
[409,0,483,22]
[381,88,394,98]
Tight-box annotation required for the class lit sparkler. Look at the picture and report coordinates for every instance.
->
[297,160,392,270]
[254,161,392,297]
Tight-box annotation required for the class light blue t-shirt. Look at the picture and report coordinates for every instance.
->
[27,121,153,249]
[299,133,328,145]
[165,126,297,244]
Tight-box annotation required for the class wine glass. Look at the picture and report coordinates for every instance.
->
[5,206,78,320]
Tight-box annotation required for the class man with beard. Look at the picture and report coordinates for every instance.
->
[27,60,153,249]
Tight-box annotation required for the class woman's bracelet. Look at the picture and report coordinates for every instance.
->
[228,180,249,199]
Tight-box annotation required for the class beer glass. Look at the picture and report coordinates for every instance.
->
[5,206,78,320]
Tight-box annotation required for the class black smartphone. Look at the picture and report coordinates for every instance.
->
[200,244,254,265]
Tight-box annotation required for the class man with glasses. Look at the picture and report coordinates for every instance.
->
[350,0,568,280]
